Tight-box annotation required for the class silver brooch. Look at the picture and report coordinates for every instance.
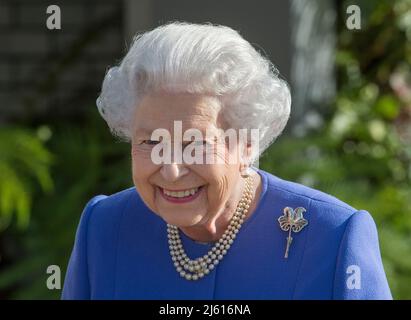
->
[278,207,308,258]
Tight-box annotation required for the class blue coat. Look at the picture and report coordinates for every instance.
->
[61,169,392,299]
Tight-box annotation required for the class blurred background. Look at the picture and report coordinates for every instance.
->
[0,0,410,299]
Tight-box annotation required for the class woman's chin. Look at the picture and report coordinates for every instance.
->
[159,210,205,227]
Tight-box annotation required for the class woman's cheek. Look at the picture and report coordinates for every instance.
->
[132,144,153,160]
[209,175,227,209]
[132,149,157,179]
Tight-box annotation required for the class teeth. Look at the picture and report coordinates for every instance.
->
[163,187,200,198]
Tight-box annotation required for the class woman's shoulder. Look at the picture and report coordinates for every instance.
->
[258,169,391,299]
[78,187,151,235]
[258,169,373,230]
[260,169,355,210]
[85,186,137,213]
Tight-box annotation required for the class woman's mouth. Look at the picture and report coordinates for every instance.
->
[159,186,204,203]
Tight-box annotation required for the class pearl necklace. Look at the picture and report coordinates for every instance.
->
[167,175,254,281]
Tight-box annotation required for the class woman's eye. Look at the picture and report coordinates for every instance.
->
[185,140,209,149]
[142,140,160,145]
[191,140,207,146]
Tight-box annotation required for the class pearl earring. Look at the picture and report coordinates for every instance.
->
[241,166,252,178]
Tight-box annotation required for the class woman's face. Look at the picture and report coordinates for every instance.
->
[131,92,246,228]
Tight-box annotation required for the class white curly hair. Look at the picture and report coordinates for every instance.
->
[96,22,291,162]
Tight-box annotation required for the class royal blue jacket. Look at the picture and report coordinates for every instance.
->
[61,169,392,299]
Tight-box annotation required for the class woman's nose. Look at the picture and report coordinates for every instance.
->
[160,163,189,182]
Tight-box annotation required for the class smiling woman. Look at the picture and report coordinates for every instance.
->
[129,92,261,240]
[62,22,392,300]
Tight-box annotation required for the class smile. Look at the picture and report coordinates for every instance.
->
[159,186,204,203]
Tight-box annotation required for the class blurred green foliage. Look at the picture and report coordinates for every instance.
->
[0,128,53,230]
[261,0,411,298]
[0,0,410,300]
[0,111,131,299]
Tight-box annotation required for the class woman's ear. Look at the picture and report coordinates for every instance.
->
[239,142,252,177]
[240,141,252,163]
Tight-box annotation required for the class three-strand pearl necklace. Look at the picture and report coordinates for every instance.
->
[167,175,254,281]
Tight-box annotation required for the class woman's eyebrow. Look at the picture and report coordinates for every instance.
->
[135,128,154,136]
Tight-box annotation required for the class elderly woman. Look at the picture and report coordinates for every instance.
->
[62,22,391,299]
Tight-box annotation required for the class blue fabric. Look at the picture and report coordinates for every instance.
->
[61,169,392,300]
